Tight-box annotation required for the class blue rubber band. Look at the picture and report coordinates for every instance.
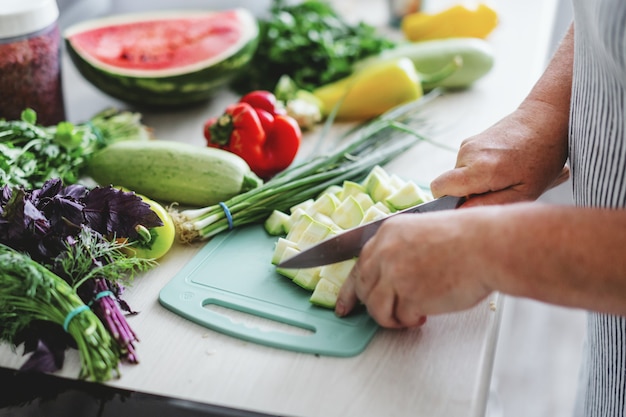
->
[89,290,114,306]
[63,305,90,332]
[219,202,234,230]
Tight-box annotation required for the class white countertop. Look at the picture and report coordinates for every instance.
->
[0,0,561,415]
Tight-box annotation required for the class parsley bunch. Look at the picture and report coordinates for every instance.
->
[0,108,151,190]
[232,0,397,93]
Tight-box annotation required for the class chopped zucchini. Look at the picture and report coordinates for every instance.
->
[353,192,375,211]
[286,212,316,242]
[297,220,333,249]
[361,204,390,224]
[339,180,367,200]
[271,237,300,265]
[293,267,322,290]
[331,195,364,229]
[319,184,343,198]
[306,192,339,217]
[290,199,314,214]
[385,180,428,210]
[389,173,407,190]
[363,166,396,203]
[264,210,291,235]
[319,258,356,287]
[313,213,342,232]
[276,246,301,279]
[310,278,340,308]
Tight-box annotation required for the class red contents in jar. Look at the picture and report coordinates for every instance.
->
[0,24,65,126]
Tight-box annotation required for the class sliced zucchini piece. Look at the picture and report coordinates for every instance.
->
[297,220,333,249]
[330,195,364,229]
[307,192,339,217]
[339,180,367,200]
[310,278,341,308]
[363,166,396,203]
[319,258,356,287]
[276,246,301,279]
[293,267,322,290]
[271,237,299,265]
[264,210,291,236]
[290,199,315,214]
[385,180,428,210]
[286,212,316,242]
[360,204,390,224]
[353,192,375,212]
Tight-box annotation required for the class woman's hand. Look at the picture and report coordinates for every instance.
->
[431,105,570,207]
[335,208,497,327]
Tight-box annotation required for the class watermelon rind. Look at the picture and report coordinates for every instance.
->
[64,9,259,107]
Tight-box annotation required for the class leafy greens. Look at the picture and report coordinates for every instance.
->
[0,108,151,190]
[0,178,161,380]
[231,0,397,93]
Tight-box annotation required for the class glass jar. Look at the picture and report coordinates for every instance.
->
[0,0,66,126]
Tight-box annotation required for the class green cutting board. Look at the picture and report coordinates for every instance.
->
[159,225,378,357]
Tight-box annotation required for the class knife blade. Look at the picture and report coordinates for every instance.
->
[277,195,465,269]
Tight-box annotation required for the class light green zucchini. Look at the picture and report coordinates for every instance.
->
[87,140,262,206]
[354,37,495,90]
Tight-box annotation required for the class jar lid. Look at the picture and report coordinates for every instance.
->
[0,0,59,39]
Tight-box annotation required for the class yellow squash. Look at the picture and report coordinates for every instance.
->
[312,57,422,120]
[401,4,499,41]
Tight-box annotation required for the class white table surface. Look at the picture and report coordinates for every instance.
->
[0,0,561,415]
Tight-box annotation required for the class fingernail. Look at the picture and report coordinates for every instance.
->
[335,300,345,317]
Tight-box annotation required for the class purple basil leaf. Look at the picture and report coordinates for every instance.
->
[19,339,65,374]
[83,187,162,238]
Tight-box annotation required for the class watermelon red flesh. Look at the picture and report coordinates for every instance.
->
[69,12,244,72]
[64,9,258,107]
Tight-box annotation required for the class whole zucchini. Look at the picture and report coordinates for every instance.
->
[354,37,495,90]
[87,140,263,206]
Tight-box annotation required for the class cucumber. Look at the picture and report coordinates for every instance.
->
[354,37,495,90]
[87,140,262,206]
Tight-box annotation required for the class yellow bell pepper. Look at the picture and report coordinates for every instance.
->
[401,4,499,41]
[312,58,422,120]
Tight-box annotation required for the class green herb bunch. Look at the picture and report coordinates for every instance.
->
[0,108,151,190]
[0,178,161,381]
[232,0,397,93]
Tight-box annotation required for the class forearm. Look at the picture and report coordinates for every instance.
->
[430,25,575,204]
[515,23,574,150]
[481,202,626,315]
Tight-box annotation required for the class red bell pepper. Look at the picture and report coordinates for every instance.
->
[239,90,287,116]
[204,91,301,179]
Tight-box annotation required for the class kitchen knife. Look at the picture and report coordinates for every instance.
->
[277,195,465,269]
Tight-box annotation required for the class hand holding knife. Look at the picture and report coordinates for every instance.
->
[277,195,465,269]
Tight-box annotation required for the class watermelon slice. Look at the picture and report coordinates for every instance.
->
[64,9,258,107]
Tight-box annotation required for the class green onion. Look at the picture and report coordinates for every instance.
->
[172,92,452,242]
[0,244,120,382]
